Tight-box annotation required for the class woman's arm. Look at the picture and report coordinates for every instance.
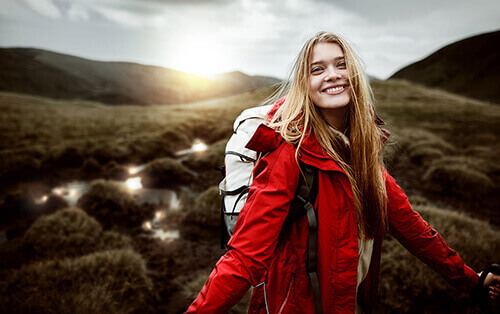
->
[186,142,300,313]
[384,171,479,291]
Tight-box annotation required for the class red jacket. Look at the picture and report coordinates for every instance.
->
[186,123,479,313]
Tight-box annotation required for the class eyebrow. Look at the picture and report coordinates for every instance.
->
[310,56,345,66]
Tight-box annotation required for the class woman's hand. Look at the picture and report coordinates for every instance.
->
[479,271,500,300]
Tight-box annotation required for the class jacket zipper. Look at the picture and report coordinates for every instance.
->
[277,272,295,314]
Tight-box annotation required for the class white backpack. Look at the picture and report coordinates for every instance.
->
[219,104,273,239]
[218,104,323,312]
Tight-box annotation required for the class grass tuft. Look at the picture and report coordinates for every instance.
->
[183,186,220,228]
[423,160,493,198]
[22,207,104,260]
[0,249,153,313]
[139,157,195,188]
[76,179,152,229]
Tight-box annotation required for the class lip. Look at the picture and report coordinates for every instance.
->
[322,84,348,95]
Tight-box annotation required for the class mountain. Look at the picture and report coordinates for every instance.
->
[0,48,280,105]
[210,71,280,90]
[389,30,500,104]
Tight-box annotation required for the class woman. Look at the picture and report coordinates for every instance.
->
[186,32,499,313]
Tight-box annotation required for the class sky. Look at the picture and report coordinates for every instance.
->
[0,0,499,80]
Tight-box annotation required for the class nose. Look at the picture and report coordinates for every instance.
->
[324,67,342,81]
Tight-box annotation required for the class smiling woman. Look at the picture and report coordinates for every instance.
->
[185,31,500,314]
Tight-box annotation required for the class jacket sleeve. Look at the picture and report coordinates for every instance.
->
[384,170,479,291]
[186,142,300,313]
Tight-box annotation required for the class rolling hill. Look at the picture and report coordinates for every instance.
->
[389,30,500,104]
[0,48,280,105]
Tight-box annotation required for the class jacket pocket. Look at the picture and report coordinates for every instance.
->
[277,271,295,314]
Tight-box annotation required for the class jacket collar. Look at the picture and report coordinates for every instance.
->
[246,124,345,173]
[298,129,346,173]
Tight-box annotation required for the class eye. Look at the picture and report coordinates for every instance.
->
[311,67,323,74]
[338,62,346,68]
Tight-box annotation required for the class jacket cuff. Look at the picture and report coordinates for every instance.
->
[464,265,480,290]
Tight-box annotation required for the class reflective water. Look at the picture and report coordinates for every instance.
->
[50,178,183,243]
[50,180,179,208]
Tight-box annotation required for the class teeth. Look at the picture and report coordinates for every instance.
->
[325,86,344,93]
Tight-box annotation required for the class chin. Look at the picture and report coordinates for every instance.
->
[319,98,350,110]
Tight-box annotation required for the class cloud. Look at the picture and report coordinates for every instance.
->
[145,0,231,3]
[22,0,61,19]
[4,0,499,79]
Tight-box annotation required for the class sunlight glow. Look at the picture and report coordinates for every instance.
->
[175,139,208,156]
[192,139,208,152]
[153,229,180,242]
[35,195,48,204]
[169,193,181,211]
[154,210,165,221]
[142,221,152,231]
[126,177,142,190]
[171,36,229,76]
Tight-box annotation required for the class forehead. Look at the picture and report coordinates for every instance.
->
[310,42,344,63]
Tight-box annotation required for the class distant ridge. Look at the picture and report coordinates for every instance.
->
[389,30,500,104]
[0,48,280,105]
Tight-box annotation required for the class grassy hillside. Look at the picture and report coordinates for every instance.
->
[0,87,274,192]
[0,48,280,105]
[374,79,499,224]
[389,30,500,104]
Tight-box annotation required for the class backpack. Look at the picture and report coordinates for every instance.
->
[219,104,273,241]
[218,104,324,313]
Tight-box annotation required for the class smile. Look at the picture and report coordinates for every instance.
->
[323,85,347,95]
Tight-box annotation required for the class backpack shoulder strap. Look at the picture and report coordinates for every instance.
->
[287,160,323,313]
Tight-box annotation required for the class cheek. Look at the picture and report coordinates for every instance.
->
[309,76,321,93]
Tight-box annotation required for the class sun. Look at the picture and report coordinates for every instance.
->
[171,37,229,76]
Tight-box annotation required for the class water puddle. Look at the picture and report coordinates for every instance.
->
[11,140,211,244]
[48,179,180,208]
[51,181,89,207]
[46,177,183,243]
[141,209,180,242]
[175,139,208,157]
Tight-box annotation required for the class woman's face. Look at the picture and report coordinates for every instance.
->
[308,42,351,118]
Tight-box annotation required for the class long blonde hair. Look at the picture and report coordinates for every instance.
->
[267,31,387,238]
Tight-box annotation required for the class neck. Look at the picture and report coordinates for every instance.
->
[319,106,349,133]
